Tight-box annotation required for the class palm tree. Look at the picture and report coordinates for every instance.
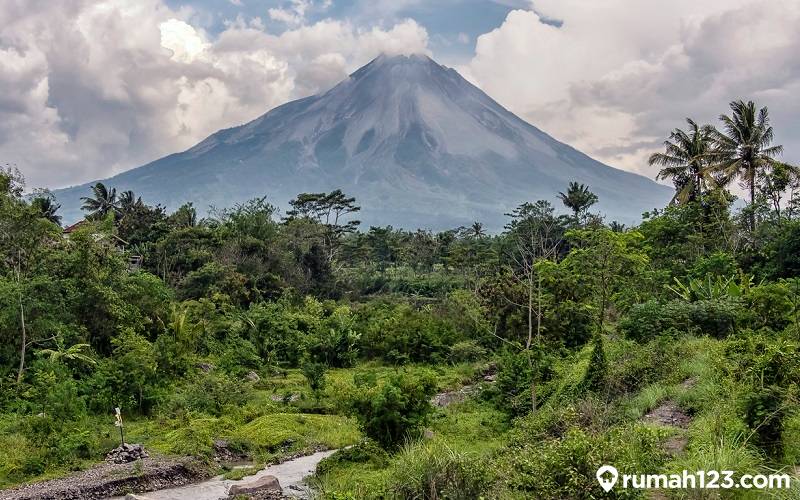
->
[708,100,783,230]
[648,118,714,204]
[558,182,598,225]
[119,190,138,212]
[470,221,485,238]
[31,196,62,226]
[81,182,120,219]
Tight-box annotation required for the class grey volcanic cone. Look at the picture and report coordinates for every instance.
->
[52,54,670,229]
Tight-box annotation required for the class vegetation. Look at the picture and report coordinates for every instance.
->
[1,98,800,498]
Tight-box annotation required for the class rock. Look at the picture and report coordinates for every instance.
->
[106,443,149,464]
[196,362,215,373]
[125,494,155,500]
[269,392,300,403]
[483,374,497,382]
[229,475,282,495]
[245,371,261,382]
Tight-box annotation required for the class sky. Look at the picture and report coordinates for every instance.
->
[2,0,799,191]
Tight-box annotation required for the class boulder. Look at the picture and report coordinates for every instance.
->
[229,475,282,495]
[245,371,261,382]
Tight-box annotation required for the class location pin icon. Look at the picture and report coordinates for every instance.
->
[596,465,619,493]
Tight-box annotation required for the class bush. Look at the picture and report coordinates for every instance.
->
[448,340,487,363]
[620,299,740,341]
[387,439,491,500]
[162,372,251,417]
[345,370,437,449]
[500,425,667,498]
[302,361,327,394]
[316,439,389,476]
[581,334,607,393]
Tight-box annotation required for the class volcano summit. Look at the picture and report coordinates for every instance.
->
[53,54,670,228]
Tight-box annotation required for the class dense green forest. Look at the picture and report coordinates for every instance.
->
[2,99,800,498]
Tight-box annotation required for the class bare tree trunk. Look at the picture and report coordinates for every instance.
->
[15,256,26,384]
[536,273,543,342]
[527,270,533,349]
[16,296,26,384]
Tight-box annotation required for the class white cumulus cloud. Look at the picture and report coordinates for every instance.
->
[463,0,800,180]
[0,0,429,190]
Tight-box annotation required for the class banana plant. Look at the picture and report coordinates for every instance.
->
[666,273,756,301]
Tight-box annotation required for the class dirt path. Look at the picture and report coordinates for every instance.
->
[0,457,211,500]
[642,379,695,456]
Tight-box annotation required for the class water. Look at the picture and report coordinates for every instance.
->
[115,450,336,500]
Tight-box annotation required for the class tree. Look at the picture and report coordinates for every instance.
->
[81,182,121,220]
[557,182,598,225]
[345,370,437,449]
[285,190,360,266]
[708,100,784,231]
[31,195,62,226]
[648,118,715,204]
[502,200,566,411]
[565,229,649,332]
[0,168,60,383]
[759,162,800,221]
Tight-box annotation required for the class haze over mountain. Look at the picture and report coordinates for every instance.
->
[52,54,671,229]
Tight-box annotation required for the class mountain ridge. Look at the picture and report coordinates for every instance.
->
[51,53,671,229]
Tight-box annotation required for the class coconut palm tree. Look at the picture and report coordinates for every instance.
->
[81,182,120,219]
[707,100,783,230]
[119,190,138,212]
[470,221,485,238]
[558,182,598,225]
[648,118,714,204]
[31,196,62,226]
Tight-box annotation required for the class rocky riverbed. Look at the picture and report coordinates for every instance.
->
[0,456,211,500]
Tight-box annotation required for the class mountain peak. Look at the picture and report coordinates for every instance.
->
[51,54,671,228]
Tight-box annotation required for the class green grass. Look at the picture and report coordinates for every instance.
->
[234,413,360,454]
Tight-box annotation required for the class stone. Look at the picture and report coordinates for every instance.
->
[125,495,155,500]
[229,475,282,495]
[106,443,149,464]
[245,371,261,382]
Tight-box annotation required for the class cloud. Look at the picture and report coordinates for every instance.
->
[0,0,429,190]
[463,0,800,181]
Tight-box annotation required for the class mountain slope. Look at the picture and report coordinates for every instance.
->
[52,54,671,228]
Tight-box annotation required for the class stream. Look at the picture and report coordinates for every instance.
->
[115,450,336,500]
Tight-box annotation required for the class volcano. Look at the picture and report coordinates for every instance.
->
[52,54,670,229]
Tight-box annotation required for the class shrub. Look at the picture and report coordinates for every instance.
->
[581,334,607,393]
[163,372,251,417]
[387,439,491,500]
[316,439,389,476]
[500,425,667,498]
[302,361,327,394]
[345,370,437,449]
[448,340,487,363]
[620,299,740,340]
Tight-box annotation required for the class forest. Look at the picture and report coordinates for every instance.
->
[1,99,800,498]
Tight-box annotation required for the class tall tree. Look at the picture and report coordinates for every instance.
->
[708,100,783,231]
[558,182,598,225]
[81,182,120,220]
[649,118,715,204]
[285,190,360,265]
[504,200,566,411]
